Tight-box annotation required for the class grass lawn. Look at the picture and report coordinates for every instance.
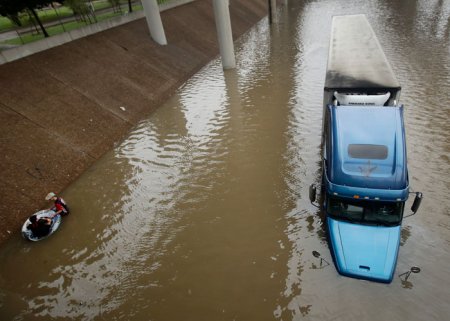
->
[0,0,174,47]
[3,4,143,46]
[0,1,133,32]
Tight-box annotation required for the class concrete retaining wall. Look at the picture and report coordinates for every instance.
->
[0,0,267,244]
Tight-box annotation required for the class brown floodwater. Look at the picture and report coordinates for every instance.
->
[1,0,449,320]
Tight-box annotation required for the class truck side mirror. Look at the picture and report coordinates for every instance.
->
[411,192,423,213]
[309,184,317,203]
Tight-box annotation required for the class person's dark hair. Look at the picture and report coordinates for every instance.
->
[29,215,37,223]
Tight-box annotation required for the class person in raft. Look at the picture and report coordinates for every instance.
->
[45,192,70,217]
[27,215,52,237]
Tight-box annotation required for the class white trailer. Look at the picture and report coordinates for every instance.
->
[324,14,401,111]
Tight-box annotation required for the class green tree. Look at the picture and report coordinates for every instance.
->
[108,0,122,14]
[64,0,94,23]
[0,0,23,26]
[0,0,55,37]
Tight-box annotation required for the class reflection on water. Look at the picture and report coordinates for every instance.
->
[0,0,449,320]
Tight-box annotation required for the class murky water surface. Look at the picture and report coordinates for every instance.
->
[1,0,449,320]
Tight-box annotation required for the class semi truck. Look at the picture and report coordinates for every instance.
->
[309,14,423,283]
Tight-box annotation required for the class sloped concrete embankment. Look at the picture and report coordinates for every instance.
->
[0,0,267,244]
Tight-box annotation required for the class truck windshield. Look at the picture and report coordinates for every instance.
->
[327,196,403,226]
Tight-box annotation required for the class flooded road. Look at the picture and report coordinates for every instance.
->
[1,0,449,320]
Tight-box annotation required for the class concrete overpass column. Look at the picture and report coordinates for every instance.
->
[142,0,167,45]
[213,0,236,69]
[270,0,278,23]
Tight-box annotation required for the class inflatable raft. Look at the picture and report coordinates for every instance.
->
[22,210,62,241]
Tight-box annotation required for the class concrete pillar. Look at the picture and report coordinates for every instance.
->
[269,0,277,23]
[142,0,167,45]
[213,0,236,69]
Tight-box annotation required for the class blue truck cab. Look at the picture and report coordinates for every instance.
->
[310,15,422,283]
